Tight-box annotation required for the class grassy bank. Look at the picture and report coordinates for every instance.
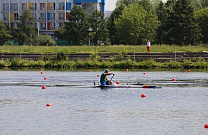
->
[0,58,207,69]
[0,45,207,69]
[0,44,207,53]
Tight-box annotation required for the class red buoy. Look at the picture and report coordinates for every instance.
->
[40,68,42,70]
[44,77,47,80]
[126,69,128,71]
[41,72,43,74]
[46,103,51,106]
[144,72,146,75]
[172,78,176,81]
[188,70,190,73]
[204,124,208,128]
[97,75,100,77]
[116,81,120,84]
[89,70,91,72]
[141,94,146,98]
[42,86,46,89]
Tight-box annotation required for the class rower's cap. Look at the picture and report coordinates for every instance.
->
[105,69,109,72]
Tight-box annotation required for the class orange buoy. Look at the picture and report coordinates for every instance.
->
[141,94,146,98]
[41,72,43,74]
[44,77,47,80]
[126,69,128,71]
[116,81,120,84]
[97,75,100,77]
[89,70,91,72]
[172,78,176,81]
[204,124,208,128]
[188,70,190,73]
[46,103,51,106]
[42,86,46,89]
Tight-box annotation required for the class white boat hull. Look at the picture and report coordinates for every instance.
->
[93,84,162,88]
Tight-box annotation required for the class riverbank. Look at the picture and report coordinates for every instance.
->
[0,45,207,53]
[0,58,207,69]
[0,45,207,69]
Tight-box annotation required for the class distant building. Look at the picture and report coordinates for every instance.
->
[0,0,105,38]
[104,11,112,18]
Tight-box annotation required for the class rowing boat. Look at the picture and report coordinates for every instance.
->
[93,84,162,88]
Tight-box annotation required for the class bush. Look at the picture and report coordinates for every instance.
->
[35,35,56,46]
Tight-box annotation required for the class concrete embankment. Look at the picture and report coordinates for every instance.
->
[0,52,207,62]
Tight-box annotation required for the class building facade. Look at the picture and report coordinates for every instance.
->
[0,0,105,37]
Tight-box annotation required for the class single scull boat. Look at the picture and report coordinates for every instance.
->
[93,83,162,88]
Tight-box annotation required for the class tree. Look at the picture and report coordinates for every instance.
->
[107,4,125,45]
[0,20,12,45]
[64,5,89,45]
[114,3,159,45]
[165,0,200,45]
[53,27,67,41]
[156,1,168,44]
[88,9,109,45]
[114,4,147,45]
[195,7,208,43]
[11,10,37,45]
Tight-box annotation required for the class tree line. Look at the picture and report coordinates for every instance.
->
[1,0,208,46]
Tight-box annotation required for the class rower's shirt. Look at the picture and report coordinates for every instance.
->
[100,72,107,82]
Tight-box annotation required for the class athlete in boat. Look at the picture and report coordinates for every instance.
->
[100,69,115,85]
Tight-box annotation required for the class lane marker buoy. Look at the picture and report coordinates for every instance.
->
[46,103,51,106]
[141,94,146,98]
[204,124,208,128]
[116,81,120,84]
[172,78,176,81]
[42,86,46,89]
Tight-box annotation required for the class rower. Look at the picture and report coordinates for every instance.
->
[100,69,115,85]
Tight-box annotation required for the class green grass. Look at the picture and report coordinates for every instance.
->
[0,44,207,53]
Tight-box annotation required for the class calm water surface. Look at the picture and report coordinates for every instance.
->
[0,69,208,135]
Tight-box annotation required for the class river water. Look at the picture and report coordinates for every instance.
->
[0,69,207,135]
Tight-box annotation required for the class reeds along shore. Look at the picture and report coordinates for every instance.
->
[0,58,207,69]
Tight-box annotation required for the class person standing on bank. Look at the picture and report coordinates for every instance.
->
[100,69,115,85]
[147,40,151,52]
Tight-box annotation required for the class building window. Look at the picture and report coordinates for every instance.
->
[14,13,18,20]
[31,13,36,19]
[59,13,63,20]
[14,3,18,11]
[31,3,37,11]
[3,13,8,21]
[59,23,64,28]
[22,3,27,10]
[49,3,55,10]
[50,13,55,20]
[40,13,45,20]
[40,3,46,10]
[40,23,45,30]
[51,22,55,30]
[58,3,64,10]
[3,3,9,11]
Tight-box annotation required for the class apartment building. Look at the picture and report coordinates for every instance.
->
[0,0,105,37]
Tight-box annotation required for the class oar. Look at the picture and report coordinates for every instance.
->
[110,74,114,81]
